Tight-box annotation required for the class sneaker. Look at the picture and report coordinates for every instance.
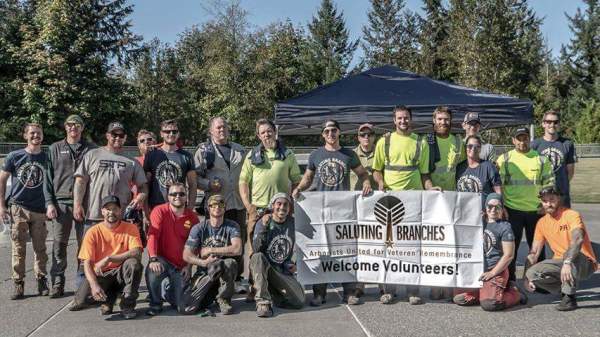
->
[145,306,162,316]
[380,293,393,304]
[556,293,578,311]
[49,284,64,298]
[309,294,326,307]
[235,281,248,294]
[346,295,362,305]
[121,307,137,319]
[37,277,49,296]
[256,303,273,318]
[453,293,479,306]
[100,303,114,315]
[245,286,256,303]
[10,281,24,300]
[217,298,233,315]
[408,296,424,305]
[68,301,88,311]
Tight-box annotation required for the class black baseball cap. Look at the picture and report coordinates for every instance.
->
[463,112,481,124]
[513,127,529,137]
[107,122,125,133]
[322,120,340,131]
[101,195,121,208]
[538,186,561,198]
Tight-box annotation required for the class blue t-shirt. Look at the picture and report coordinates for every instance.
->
[455,160,501,207]
[531,137,576,200]
[2,149,48,213]
[185,219,241,272]
[483,220,514,270]
[308,147,360,191]
[144,148,194,207]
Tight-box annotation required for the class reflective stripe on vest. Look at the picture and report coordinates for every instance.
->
[384,133,423,172]
[502,151,546,186]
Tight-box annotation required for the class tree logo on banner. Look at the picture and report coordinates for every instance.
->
[374,195,405,248]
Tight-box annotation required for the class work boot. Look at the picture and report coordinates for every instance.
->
[120,307,137,319]
[452,293,478,306]
[556,293,578,311]
[100,303,114,315]
[309,294,326,307]
[37,277,49,296]
[380,293,394,304]
[49,276,65,298]
[256,302,273,318]
[217,298,233,315]
[408,295,424,305]
[11,281,25,300]
[345,295,362,305]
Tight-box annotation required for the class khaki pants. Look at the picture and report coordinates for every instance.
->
[250,252,305,309]
[10,205,48,281]
[525,255,596,295]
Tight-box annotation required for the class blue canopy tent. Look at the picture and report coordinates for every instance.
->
[274,65,533,135]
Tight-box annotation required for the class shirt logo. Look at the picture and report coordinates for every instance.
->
[317,158,346,187]
[16,162,44,188]
[156,160,183,188]
[267,234,293,264]
[98,160,127,173]
[457,174,483,193]
[540,147,564,172]
[483,229,496,257]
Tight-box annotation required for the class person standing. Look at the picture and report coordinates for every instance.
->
[144,119,196,209]
[0,123,53,299]
[455,136,502,206]
[145,183,198,316]
[135,129,156,165]
[524,187,597,311]
[497,127,554,281]
[250,193,305,317]
[44,114,97,297]
[531,110,576,208]
[292,119,372,307]
[195,116,247,287]
[350,123,377,191]
[429,106,466,192]
[69,196,143,319]
[181,195,242,315]
[372,106,437,305]
[462,112,496,162]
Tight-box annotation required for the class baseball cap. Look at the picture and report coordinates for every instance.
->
[485,193,503,206]
[107,122,125,133]
[322,120,340,131]
[358,123,374,133]
[463,112,480,124]
[269,193,291,208]
[207,194,226,207]
[101,195,121,209]
[538,186,561,198]
[513,127,529,138]
[65,114,84,126]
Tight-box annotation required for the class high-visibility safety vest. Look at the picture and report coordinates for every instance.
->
[430,134,464,191]
[372,132,430,191]
[497,149,555,212]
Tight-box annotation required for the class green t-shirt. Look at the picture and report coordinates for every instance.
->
[239,148,302,208]
[496,149,554,212]
[372,132,430,191]
[431,134,466,191]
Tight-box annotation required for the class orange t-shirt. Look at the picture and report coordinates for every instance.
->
[534,208,598,270]
[78,221,143,272]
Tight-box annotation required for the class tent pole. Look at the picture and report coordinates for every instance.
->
[530,124,535,140]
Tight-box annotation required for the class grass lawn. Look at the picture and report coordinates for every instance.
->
[571,158,600,203]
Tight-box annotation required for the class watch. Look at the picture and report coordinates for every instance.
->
[149,257,159,263]
[563,259,572,265]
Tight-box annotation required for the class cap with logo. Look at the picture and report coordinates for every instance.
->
[538,186,561,198]
[107,122,125,133]
[463,112,480,124]
[322,120,340,131]
[65,114,84,126]
[207,194,226,207]
[358,123,374,133]
[101,195,121,208]
[513,127,529,138]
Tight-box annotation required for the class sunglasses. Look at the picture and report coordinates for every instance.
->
[66,123,82,129]
[323,128,339,135]
[162,129,179,135]
[486,204,502,211]
[359,132,374,138]
[138,137,154,144]
[168,192,186,197]
[466,144,481,150]
[543,120,559,125]
[209,203,225,209]
[110,133,126,139]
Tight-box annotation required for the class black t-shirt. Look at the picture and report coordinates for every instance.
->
[531,137,576,197]
[253,216,295,274]
[308,147,361,191]
[2,149,48,213]
[144,148,194,207]
[185,219,241,273]
[483,220,514,270]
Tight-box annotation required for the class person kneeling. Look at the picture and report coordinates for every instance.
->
[69,196,143,319]
[523,187,598,311]
[453,193,526,311]
[250,193,305,318]
[181,195,242,315]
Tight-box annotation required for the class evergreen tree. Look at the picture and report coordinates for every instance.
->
[308,0,358,84]
[361,0,404,67]
[418,0,453,80]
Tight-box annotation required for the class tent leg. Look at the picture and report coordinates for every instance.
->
[529,124,535,140]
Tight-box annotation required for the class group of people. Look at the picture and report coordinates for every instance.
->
[0,106,596,320]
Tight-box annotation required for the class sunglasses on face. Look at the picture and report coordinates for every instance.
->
[138,137,153,144]
[162,129,179,135]
[66,123,82,129]
[359,132,374,138]
[466,144,481,150]
[209,203,225,209]
[110,133,125,139]
[486,204,502,211]
[323,128,338,135]
[543,120,559,125]
[168,192,186,197]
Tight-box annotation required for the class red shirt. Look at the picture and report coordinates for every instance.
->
[148,203,199,269]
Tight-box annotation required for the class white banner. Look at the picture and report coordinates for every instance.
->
[295,191,484,288]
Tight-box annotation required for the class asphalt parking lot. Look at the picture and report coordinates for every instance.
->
[1,204,599,337]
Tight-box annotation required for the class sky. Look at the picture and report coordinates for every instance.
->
[129,0,585,60]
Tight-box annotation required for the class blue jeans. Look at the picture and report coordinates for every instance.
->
[145,257,186,311]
